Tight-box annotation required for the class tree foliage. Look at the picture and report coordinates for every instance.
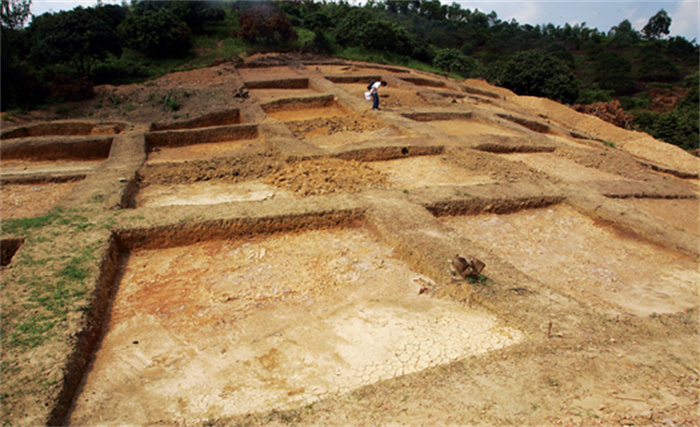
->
[497,50,579,103]
[643,9,671,40]
[118,3,191,59]
[34,6,122,76]
[433,48,478,77]
[1,0,30,29]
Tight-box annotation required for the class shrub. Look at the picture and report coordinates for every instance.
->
[496,50,579,104]
[433,48,479,77]
[118,5,191,59]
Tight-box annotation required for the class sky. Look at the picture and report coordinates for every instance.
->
[28,0,700,41]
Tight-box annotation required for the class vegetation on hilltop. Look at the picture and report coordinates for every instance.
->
[1,0,698,151]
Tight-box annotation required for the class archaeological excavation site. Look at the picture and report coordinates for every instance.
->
[1,55,698,426]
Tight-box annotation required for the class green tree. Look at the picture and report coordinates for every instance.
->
[433,48,478,77]
[608,19,640,48]
[34,6,122,76]
[637,43,680,82]
[118,3,191,59]
[1,0,30,29]
[594,50,635,95]
[497,49,579,103]
[642,9,671,40]
[358,20,416,56]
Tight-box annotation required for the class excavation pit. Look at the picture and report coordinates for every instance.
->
[133,180,295,208]
[402,112,523,138]
[236,65,294,80]
[1,137,113,162]
[262,96,346,122]
[345,84,432,109]
[150,110,243,131]
[145,139,263,165]
[68,225,523,425]
[1,122,125,139]
[440,204,699,317]
[245,78,319,102]
[500,152,626,182]
[0,158,103,178]
[145,124,259,150]
[368,155,494,189]
[286,114,406,148]
[0,179,83,219]
[399,76,447,89]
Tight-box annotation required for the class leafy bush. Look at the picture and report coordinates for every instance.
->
[633,72,699,151]
[118,5,191,59]
[433,48,479,77]
[637,44,681,82]
[33,7,121,76]
[576,87,613,104]
[634,109,699,151]
[496,50,579,104]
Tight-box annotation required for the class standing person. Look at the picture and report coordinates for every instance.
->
[368,80,387,110]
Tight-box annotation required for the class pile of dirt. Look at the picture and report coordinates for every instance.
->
[286,116,385,140]
[573,100,634,128]
[647,86,688,112]
[264,157,387,196]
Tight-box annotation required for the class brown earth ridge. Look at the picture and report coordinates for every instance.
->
[1,54,699,426]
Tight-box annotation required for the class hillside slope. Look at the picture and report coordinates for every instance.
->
[1,54,698,427]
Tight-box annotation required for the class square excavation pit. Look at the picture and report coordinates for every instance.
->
[249,87,320,102]
[145,140,261,165]
[151,110,243,132]
[133,180,296,208]
[262,97,346,122]
[1,122,125,138]
[501,152,624,182]
[246,79,319,102]
[440,204,699,317]
[0,180,81,219]
[315,65,389,75]
[368,155,494,189]
[428,120,524,137]
[144,124,261,165]
[286,115,405,149]
[236,66,294,80]
[404,114,523,138]
[0,158,104,177]
[68,226,522,425]
[344,83,432,109]
[398,76,447,89]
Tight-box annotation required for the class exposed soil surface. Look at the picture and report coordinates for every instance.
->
[0,181,82,219]
[1,53,698,427]
[264,158,387,196]
[68,227,521,426]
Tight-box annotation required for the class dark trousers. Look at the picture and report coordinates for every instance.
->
[372,91,379,109]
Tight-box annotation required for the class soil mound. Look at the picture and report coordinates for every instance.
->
[264,158,387,196]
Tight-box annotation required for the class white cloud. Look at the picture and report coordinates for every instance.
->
[670,0,700,41]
